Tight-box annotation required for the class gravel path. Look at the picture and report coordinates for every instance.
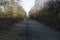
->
[0,20,60,40]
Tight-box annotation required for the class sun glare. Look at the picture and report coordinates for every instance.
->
[20,0,35,16]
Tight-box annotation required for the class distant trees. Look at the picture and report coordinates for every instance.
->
[29,0,60,31]
[0,0,27,19]
[45,0,60,19]
[0,0,27,28]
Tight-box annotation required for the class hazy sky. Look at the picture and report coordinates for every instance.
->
[20,0,35,16]
[18,0,47,16]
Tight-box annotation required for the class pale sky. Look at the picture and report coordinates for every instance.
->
[20,0,35,16]
[18,0,47,16]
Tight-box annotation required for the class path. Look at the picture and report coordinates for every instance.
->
[0,19,60,40]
